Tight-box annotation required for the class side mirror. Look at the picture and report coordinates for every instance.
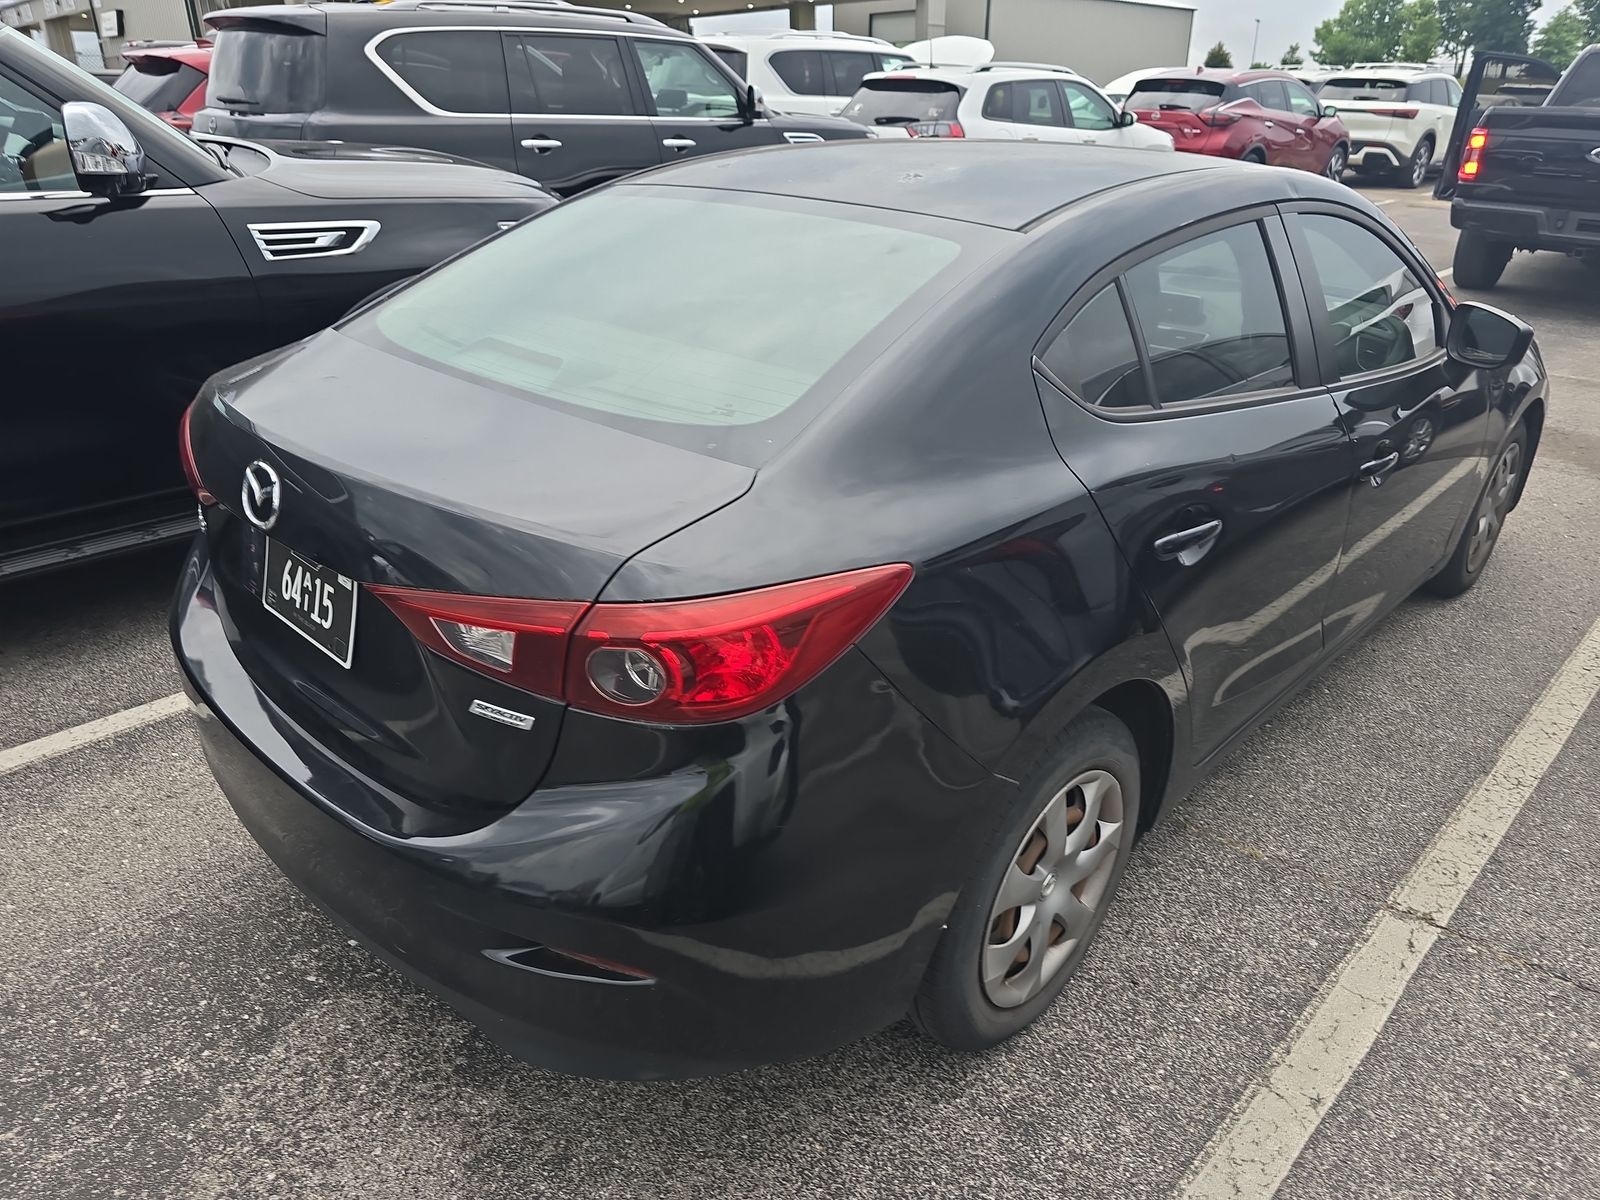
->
[1320,103,1338,117]
[1447,301,1534,370]
[742,82,759,124]
[62,101,149,198]
[1118,109,1137,127]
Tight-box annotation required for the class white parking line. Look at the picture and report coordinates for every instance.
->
[0,693,189,777]
[1439,267,1455,280]
[1178,615,1600,1199]
[1374,198,1397,206]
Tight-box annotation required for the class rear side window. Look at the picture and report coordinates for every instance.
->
[1016,80,1065,126]
[770,49,826,95]
[507,34,635,116]
[825,51,879,96]
[1041,285,1150,409]
[376,31,509,114]
[841,79,962,126]
[207,26,323,113]
[1126,79,1226,112]
[1244,79,1290,111]
[114,61,205,113]
[1292,215,1442,379]
[1123,224,1295,406]
[983,83,1013,121]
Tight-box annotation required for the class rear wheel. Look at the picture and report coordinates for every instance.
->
[1325,142,1349,180]
[1452,229,1513,290]
[1242,147,1267,165]
[911,707,1141,1050]
[1425,427,1526,597]
[1394,137,1432,189]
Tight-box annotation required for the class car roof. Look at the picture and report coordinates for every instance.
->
[863,62,1085,85]
[631,140,1236,232]
[704,31,905,52]
[207,1,678,36]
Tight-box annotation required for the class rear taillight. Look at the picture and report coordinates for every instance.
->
[907,121,964,138]
[1458,126,1489,181]
[368,564,912,725]
[179,401,216,506]
[1201,106,1239,127]
[1370,107,1419,119]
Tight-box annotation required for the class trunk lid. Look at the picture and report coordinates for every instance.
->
[1126,78,1231,148]
[195,14,325,140]
[1469,106,1600,208]
[188,332,754,834]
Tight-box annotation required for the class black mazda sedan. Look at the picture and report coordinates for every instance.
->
[173,141,1546,1078]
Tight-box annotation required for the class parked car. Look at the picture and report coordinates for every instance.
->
[1436,46,1600,289]
[840,63,1173,149]
[195,1,869,198]
[701,30,913,115]
[1102,66,1183,106]
[112,40,211,131]
[174,139,1544,1079]
[1316,68,1462,188]
[1126,68,1350,176]
[0,26,553,581]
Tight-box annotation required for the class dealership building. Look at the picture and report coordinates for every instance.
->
[2,0,1193,84]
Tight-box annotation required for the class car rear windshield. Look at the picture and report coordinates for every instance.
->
[345,188,985,467]
[1318,77,1408,101]
[114,61,204,112]
[840,79,962,126]
[1126,79,1227,112]
[207,26,323,113]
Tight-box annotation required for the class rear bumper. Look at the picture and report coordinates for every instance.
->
[1451,195,1600,252]
[171,541,1001,1078]
[1349,140,1406,168]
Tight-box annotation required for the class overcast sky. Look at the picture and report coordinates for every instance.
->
[694,0,1558,65]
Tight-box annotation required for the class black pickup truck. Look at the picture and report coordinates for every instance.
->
[1437,45,1600,288]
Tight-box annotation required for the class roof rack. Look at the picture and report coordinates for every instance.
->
[763,29,892,43]
[973,61,1082,76]
[401,0,664,23]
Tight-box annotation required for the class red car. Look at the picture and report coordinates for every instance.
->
[1126,69,1350,178]
[112,41,211,132]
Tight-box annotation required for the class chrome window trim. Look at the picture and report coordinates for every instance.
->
[0,186,196,201]
[364,26,749,122]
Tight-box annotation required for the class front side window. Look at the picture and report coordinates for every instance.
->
[634,42,740,117]
[1041,284,1150,409]
[1293,214,1442,379]
[1284,80,1321,115]
[1062,81,1116,130]
[508,35,635,116]
[769,49,826,96]
[1122,224,1295,406]
[376,31,508,114]
[0,72,75,194]
[1016,80,1064,126]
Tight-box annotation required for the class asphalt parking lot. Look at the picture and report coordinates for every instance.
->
[4,182,1598,1200]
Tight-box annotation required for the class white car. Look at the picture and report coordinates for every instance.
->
[840,63,1174,150]
[701,31,915,116]
[1316,68,1463,188]
[1102,66,1184,106]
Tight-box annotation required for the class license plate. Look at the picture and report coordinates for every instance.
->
[262,539,358,668]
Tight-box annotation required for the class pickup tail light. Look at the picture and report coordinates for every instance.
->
[1370,107,1419,119]
[179,401,217,506]
[906,121,964,138]
[1458,126,1489,181]
[369,564,913,725]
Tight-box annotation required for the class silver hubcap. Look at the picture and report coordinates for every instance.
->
[1411,145,1428,185]
[1467,442,1522,574]
[982,769,1125,1009]
[1328,149,1346,178]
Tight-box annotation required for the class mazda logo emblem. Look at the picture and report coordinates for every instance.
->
[241,461,282,531]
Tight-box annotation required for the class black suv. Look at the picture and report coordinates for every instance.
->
[196,0,870,196]
[0,25,552,580]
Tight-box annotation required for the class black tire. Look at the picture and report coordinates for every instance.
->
[1394,137,1433,189]
[1452,229,1513,290]
[910,707,1142,1051]
[1425,426,1527,597]
[1242,147,1267,165]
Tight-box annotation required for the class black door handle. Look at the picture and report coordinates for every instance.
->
[1360,451,1401,486]
[1153,519,1223,565]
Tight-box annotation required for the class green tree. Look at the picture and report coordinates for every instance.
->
[1531,6,1590,67]
[1314,0,1406,64]
[1464,0,1541,55]
[1400,0,1443,60]
[1282,41,1305,65]
[1203,41,1234,67]
[1437,0,1473,70]
[1568,0,1599,38]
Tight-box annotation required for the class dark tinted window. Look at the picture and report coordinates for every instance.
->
[633,41,740,117]
[826,51,878,96]
[983,82,1013,121]
[1062,80,1116,129]
[1124,224,1295,406]
[1016,79,1064,126]
[1318,77,1407,101]
[376,31,508,114]
[840,80,962,126]
[113,61,205,113]
[207,26,323,113]
[1245,79,1290,110]
[0,73,75,193]
[770,49,826,95]
[1126,78,1227,112]
[1552,52,1600,106]
[1042,285,1151,409]
[710,48,748,79]
[508,34,634,116]
[1294,215,1441,379]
